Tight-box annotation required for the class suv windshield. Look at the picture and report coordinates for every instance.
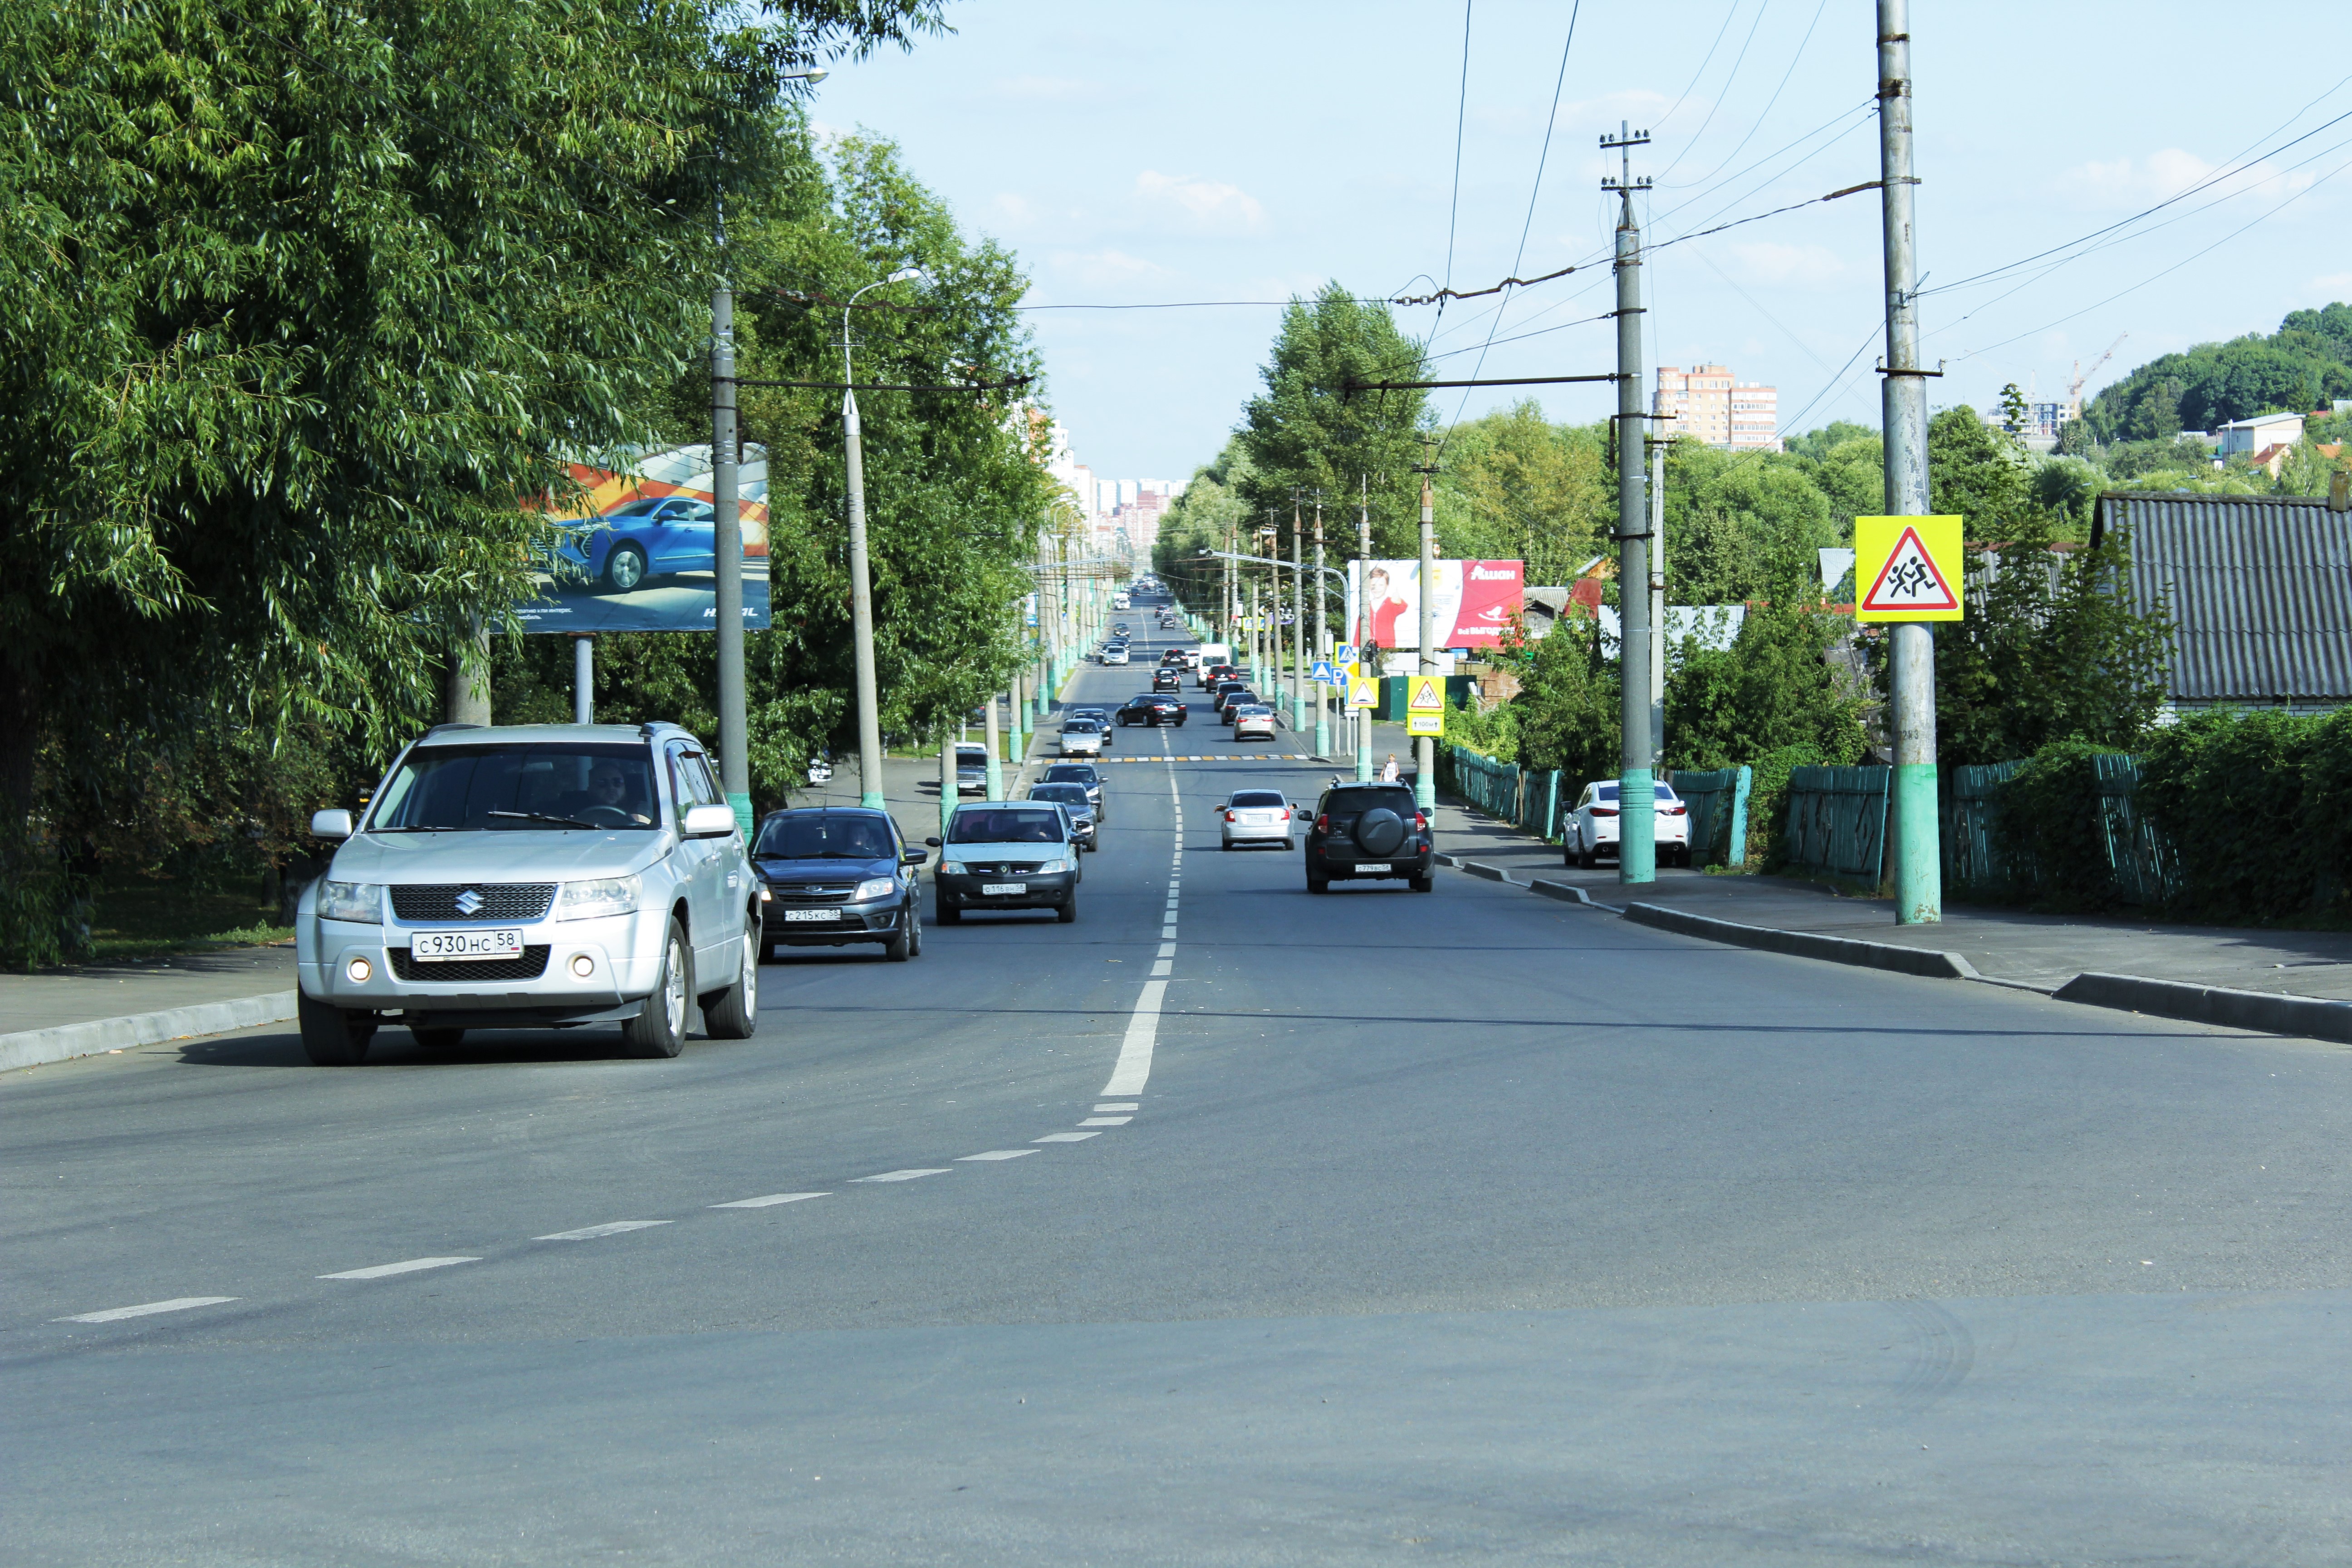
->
[369,744,661,832]
[949,808,1064,844]
[755,813,895,859]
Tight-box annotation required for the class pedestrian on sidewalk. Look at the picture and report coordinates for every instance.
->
[1380,753,1400,784]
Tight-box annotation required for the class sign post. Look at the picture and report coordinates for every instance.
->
[1855,513,1964,919]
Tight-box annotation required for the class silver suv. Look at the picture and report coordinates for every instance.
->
[295,722,763,1065]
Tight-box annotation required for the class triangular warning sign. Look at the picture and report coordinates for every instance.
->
[1408,676,1443,710]
[1861,525,1959,613]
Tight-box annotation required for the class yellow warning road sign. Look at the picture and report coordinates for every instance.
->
[1406,675,1445,712]
[1853,514,1965,622]
[1347,675,1380,709]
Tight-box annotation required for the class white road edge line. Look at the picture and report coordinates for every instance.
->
[1035,1131,1100,1142]
[535,1220,673,1241]
[319,1257,480,1281]
[853,1168,951,1182]
[957,1150,1038,1161]
[1079,1115,1133,1126]
[56,1296,238,1324]
[710,1192,830,1209]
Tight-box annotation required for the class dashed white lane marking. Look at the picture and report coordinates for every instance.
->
[854,1168,951,1182]
[320,1257,480,1281]
[1161,924,1177,939]
[1102,979,1167,1097]
[1151,959,1173,976]
[1095,1102,1139,1112]
[1157,941,1176,957]
[958,1150,1038,1161]
[57,1296,237,1324]
[1034,1131,1100,1143]
[1079,1116,1133,1127]
[536,1220,673,1241]
[710,1192,829,1209]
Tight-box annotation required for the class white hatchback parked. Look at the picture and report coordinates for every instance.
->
[1563,780,1693,868]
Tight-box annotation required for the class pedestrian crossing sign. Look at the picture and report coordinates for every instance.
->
[1333,643,1358,666]
[1310,659,1340,685]
[1406,676,1445,712]
[1853,515,1965,622]
[1348,675,1380,709]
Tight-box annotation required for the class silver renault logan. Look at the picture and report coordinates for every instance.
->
[294,721,763,1064]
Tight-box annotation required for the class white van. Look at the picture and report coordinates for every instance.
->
[1112,592,1131,610]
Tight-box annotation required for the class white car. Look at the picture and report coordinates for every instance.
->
[1231,703,1277,743]
[1563,780,1692,868]
[1058,719,1106,757]
[1219,787,1298,850]
[1101,646,1130,666]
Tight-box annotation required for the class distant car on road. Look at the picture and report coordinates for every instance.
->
[1039,762,1106,819]
[955,743,990,795]
[806,756,833,785]
[754,807,926,961]
[1066,706,1115,746]
[928,802,1081,924]
[1117,694,1187,726]
[1563,781,1693,868]
[1220,788,1298,851]
[1024,782,1098,851]
[1199,661,1237,690]
[1151,668,1182,694]
[1214,685,1257,723]
[1231,703,1277,743]
[1101,646,1130,666]
[1305,782,1434,893]
[1058,718,1105,757]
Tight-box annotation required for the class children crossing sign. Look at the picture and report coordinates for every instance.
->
[1406,674,1445,736]
[1853,515,1965,623]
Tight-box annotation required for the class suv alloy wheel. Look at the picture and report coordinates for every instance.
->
[622,919,692,1058]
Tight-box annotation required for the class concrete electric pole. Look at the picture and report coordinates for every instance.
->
[1877,0,1941,923]
[1313,496,1330,760]
[1413,438,1438,813]
[1604,121,1655,885]
[1357,475,1374,782]
[711,271,749,833]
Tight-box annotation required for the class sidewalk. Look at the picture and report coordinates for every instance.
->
[0,946,299,1074]
[1428,795,2352,1044]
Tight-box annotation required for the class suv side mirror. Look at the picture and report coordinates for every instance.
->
[925,835,942,848]
[681,803,737,838]
[310,808,354,840]
[902,848,929,865]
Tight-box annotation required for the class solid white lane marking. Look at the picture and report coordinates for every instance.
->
[1079,1115,1133,1126]
[854,1168,951,1182]
[1157,941,1176,957]
[1151,959,1172,976]
[536,1220,673,1241]
[320,1257,480,1281]
[57,1296,237,1324]
[1102,977,1167,1096]
[957,1150,1038,1161]
[1095,1102,1138,1112]
[1034,1131,1100,1143]
[710,1192,829,1209]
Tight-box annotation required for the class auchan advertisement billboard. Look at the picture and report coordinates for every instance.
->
[1352,559,1524,650]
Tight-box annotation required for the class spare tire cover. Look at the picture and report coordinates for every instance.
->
[1353,807,1407,856]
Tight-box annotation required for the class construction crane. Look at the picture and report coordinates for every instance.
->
[2068,333,2127,418]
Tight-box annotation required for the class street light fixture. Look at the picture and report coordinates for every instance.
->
[840,266,929,809]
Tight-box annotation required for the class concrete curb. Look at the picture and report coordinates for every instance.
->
[2053,971,2352,1043]
[1,990,299,1074]
[1528,877,1620,911]
[1622,902,1980,981]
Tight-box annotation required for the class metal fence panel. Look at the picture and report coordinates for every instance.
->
[1941,760,2029,897]
[1782,766,1890,882]
[2092,753,2182,907]
[1674,768,1740,867]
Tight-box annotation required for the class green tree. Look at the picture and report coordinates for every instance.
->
[1666,440,1838,604]
[1665,605,1867,770]
[1508,620,1619,786]
[1431,403,1612,582]
[1236,284,1430,557]
[1927,406,2030,535]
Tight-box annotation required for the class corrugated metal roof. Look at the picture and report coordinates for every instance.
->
[2105,493,2352,701]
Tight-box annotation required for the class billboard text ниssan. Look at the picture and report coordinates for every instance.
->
[1351,560,1523,650]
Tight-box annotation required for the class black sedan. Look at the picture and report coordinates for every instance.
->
[1152,668,1182,693]
[1117,693,1188,726]
[753,807,929,960]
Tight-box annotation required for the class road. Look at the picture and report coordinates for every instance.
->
[5,600,2351,1565]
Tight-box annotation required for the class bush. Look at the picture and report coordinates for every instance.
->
[1992,740,2129,912]
[1748,742,1833,871]
[2136,709,2343,922]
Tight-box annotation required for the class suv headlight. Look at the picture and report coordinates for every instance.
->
[1037,858,1071,875]
[556,874,642,921]
[851,877,896,902]
[316,881,382,923]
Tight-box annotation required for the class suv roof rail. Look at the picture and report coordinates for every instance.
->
[422,723,484,738]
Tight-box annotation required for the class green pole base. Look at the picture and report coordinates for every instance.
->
[1617,766,1656,885]
[1894,760,1942,924]
[726,791,753,838]
[859,790,885,811]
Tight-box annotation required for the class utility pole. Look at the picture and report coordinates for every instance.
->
[1412,437,1438,813]
[711,262,750,832]
[938,731,955,837]
[1313,496,1330,760]
[1649,437,1666,771]
[1878,0,1940,923]
[1290,492,1308,738]
[983,687,1004,801]
[571,633,593,725]
[1357,474,1374,782]
[843,388,885,810]
[1604,121,1655,884]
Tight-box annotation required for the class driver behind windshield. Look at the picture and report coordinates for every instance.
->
[582,762,654,826]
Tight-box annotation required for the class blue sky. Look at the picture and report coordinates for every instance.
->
[810,1,2352,481]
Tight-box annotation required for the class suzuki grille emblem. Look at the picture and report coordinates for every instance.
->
[454,889,485,916]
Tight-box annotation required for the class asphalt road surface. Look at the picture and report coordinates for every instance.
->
[6,609,2350,1565]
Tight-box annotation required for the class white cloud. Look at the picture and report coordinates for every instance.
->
[1725,240,1847,288]
[1135,170,1264,233]
[2056,147,2309,206]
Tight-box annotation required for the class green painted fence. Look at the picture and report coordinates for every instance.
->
[1782,765,1890,883]
[1672,766,1752,868]
[1941,760,2031,897]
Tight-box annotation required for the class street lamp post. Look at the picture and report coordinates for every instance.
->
[841,266,927,810]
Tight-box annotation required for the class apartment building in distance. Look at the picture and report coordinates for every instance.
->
[1654,363,1782,452]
